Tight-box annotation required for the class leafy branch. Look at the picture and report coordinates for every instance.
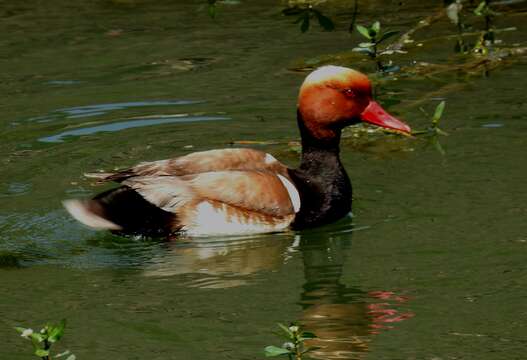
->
[15,320,75,360]
[264,323,318,360]
[353,21,401,71]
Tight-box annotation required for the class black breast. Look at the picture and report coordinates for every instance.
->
[288,161,352,230]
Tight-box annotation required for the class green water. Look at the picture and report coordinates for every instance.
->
[2,1,527,359]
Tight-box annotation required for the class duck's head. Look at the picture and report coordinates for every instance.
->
[298,65,411,140]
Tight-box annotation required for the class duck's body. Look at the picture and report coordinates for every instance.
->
[64,66,411,237]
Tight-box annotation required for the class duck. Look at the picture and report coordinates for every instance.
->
[64,65,411,237]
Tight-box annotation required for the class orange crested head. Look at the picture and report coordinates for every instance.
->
[298,66,411,139]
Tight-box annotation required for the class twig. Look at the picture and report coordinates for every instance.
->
[348,0,359,33]
[386,7,447,51]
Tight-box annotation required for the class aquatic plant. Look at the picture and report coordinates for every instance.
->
[264,323,318,360]
[353,21,400,72]
[446,0,470,53]
[14,320,75,360]
[206,0,241,18]
[414,101,448,155]
[474,0,499,43]
[282,5,335,33]
[207,0,217,18]
[447,0,504,54]
[428,101,448,136]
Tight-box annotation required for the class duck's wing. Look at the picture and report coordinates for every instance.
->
[123,170,300,217]
[86,148,288,183]
[120,170,300,236]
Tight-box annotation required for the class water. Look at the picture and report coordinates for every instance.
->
[2,1,527,359]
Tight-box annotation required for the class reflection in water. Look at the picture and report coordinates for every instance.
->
[139,219,413,359]
[299,233,371,358]
[3,208,412,358]
[142,233,295,288]
[298,233,414,359]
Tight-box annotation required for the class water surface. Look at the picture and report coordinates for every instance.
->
[1,1,527,359]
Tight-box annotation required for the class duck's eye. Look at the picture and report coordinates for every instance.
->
[343,89,356,98]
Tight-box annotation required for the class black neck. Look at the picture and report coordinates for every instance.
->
[297,110,341,171]
[289,110,352,229]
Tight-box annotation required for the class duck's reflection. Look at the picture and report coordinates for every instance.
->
[141,224,413,358]
[298,232,413,359]
[142,233,294,288]
[298,233,371,358]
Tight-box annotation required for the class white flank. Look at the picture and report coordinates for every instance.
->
[264,153,278,164]
[276,174,301,213]
[183,201,292,236]
[63,199,122,230]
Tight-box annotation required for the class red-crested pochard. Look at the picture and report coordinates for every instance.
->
[64,66,411,237]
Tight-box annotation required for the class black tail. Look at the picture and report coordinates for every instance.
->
[64,186,178,237]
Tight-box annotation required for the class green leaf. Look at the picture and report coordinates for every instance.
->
[294,10,307,23]
[299,331,317,340]
[35,349,50,357]
[65,355,76,360]
[377,30,400,44]
[300,14,310,33]
[314,11,335,31]
[358,42,374,48]
[372,21,381,34]
[432,101,445,126]
[431,136,446,156]
[474,1,486,16]
[56,350,71,358]
[356,25,371,39]
[14,327,27,334]
[208,4,216,18]
[30,332,45,343]
[352,47,374,54]
[277,323,294,339]
[437,128,449,136]
[282,7,303,16]
[264,345,291,357]
[48,319,66,343]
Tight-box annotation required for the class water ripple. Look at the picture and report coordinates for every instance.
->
[39,115,229,143]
